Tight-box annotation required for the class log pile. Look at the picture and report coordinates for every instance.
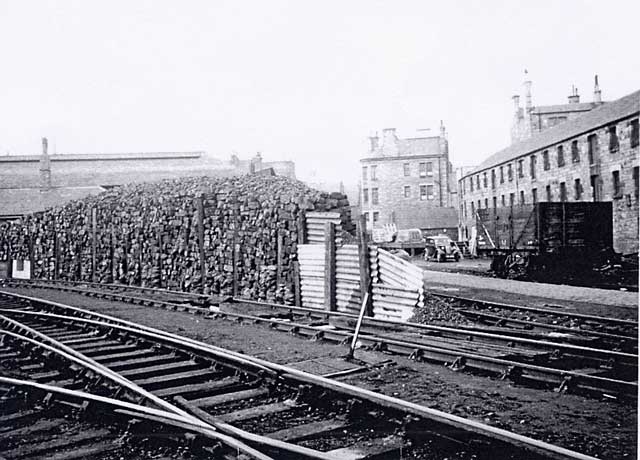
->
[0,174,352,302]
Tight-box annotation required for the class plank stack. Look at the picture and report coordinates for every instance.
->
[0,174,352,302]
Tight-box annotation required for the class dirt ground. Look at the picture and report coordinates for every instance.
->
[3,286,637,459]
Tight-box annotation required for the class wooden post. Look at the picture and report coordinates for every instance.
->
[157,227,163,288]
[91,207,97,282]
[276,230,284,288]
[196,195,207,293]
[293,260,301,307]
[110,230,115,283]
[297,213,307,244]
[53,230,58,280]
[356,214,372,316]
[324,222,336,311]
[232,236,239,297]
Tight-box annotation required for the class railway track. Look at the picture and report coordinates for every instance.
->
[432,293,638,341]
[2,281,637,399]
[0,289,603,460]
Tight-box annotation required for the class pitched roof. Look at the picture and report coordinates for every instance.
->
[466,90,640,177]
[0,151,204,163]
[532,101,603,114]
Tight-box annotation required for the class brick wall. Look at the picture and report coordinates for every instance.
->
[459,115,639,254]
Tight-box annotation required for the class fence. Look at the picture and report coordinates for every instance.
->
[297,220,425,322]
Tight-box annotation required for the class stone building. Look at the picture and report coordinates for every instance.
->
[360,124,457,233]
[459,89,640,254]
[0,141,295,219]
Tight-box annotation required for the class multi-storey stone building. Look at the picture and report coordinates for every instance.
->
[360,124,457,234]
[459,89,640,254]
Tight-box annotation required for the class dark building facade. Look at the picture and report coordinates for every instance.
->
[360,124,457,232]
[459,89,640,254]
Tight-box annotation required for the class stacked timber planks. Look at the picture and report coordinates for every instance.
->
[0,175,352,302]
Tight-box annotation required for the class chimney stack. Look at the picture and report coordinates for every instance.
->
[39,137,51,191]
[512,94,521,112]
[568,85,580,104]
[593,75,602,103]
[523,70,533,110]
[381,128,399,156]
[368,133,379,152]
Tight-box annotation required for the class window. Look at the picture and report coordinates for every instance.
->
[560,182,567,202]
[373,212,379,223]
[574,178,583,200]
[519,191,525,205]
[501,195,505,206]
[419,162,427,177]
[609,125,619,152]
[371,165,377,180]
[571,140,580,163]
[631,119,639,148]
[530,155,537,179]
[493,196,497,208]
[427,185,434,199]
[509,193,515,206]
[557,145,565,167]
[362,166,368,181]
[403,185,410,198]
[612,171,622,198]
[507,164,513,181]
[426,162,433,175]
[477,199,481,210]
[532,188,537,203]
[476,175,480,189]
[518,159,524,178]
[546,185,552,202]
[403,163,410,176]
[542,150,550,170]
[499,166,504,184]
[483,172,488,188]
[470,177,474,192]
[471,201,475,215]
[364,212,369,223]
[587,134,598,165]
[363,188,368,204]
[491,170,496,189]
[634,167,639,198]
[420,185,427,201]
[484,198,489,209]
[463,203,467,219]
[371,188,379,205]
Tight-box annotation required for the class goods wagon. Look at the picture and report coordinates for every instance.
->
[475,202,613,278]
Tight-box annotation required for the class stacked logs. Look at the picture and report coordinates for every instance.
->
[0,174,352,302]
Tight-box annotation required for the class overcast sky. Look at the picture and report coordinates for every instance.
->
[0,0,638,187]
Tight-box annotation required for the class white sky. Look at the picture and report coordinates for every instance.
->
[0,0,638,187]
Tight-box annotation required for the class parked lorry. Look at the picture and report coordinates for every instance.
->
[372,225,426,256]
[475,202,614,279]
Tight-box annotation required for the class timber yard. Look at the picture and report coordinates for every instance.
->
[1,3,639,460]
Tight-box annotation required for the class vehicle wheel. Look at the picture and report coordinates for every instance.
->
[454,253,460,262]
[438,253,446,263]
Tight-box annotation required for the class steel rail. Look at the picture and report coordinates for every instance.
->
[228,298,636,360]
[0,376,275,460]
[0,309,341,460]
[433,292,639,327]
[2,291,636,397]
[0,313,203,424]
[3,283,632,360]
[0,293,607,460]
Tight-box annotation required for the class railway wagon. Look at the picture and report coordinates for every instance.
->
[475,202,613,278]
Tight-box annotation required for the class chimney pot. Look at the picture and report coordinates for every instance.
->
[593,74,602,103]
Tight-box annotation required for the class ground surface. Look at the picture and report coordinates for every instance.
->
[3,286,637,460]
